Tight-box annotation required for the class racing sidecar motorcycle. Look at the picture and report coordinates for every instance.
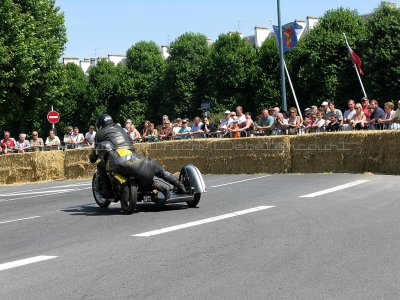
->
[92,164,206,214]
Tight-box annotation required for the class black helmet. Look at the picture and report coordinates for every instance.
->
[95,114,113,130]
[96,141,115,161]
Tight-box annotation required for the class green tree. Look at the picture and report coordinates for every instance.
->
[254,36,281,113]
[207,32,257,113]
[0,0,66,135]
[164,32,210,118]
[364,2,400,101]
[289,8,367,109]
[126,41,166,122]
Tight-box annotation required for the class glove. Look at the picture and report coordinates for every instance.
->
[89,151,98,164]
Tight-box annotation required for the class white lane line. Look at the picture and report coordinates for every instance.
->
[0,216,41,225]
[0,256,57,271]
[0,182,91,197]
[210,175,271,188]
[299,180,371,198]
[132,206,275,237]
[0,187,92,203]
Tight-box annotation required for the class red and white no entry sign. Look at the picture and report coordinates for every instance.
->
[47,111,60,124]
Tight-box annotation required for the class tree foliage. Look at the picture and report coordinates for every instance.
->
[0,0,66,135]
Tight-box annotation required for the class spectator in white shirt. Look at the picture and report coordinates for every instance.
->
[85,125,96,147]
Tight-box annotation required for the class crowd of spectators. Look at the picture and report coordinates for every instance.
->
[1,97,400,155]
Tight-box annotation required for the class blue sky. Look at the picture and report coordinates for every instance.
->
[55,0,395,59]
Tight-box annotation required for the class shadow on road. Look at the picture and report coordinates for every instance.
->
[61,202,189,216]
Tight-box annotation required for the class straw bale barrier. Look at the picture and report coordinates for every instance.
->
[1,131,399,185]
[0,150,64,185]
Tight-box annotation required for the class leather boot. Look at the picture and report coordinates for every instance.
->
[161,170,187,194]
[152,181,170,200]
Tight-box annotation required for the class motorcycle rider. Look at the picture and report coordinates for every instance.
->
[89,114,187,199]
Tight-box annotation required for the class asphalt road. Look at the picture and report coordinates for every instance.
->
[0,173,399,299]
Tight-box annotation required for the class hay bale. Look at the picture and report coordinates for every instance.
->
[290,132,365,173]
[0,150,64,184]
[64,148,96,180]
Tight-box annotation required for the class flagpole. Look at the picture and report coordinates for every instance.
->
[277,0,287,112]
[283,60,303,121]
[343,33,367,98]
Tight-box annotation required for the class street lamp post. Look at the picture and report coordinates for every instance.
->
[277,0,287,112]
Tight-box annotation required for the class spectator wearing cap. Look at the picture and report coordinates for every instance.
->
[219,110,233,134]
[369,99,385,130]
[30,131,44,151]
[236,106,246,128]
[15,133,30,153]
[325,101,343,126]
[321,101,330,115]
[176,119,191,139]
[63,126,74,149]
[85,125,96,147]
[361,97,371,118]
[173,118,183,136]
[343,99,357,130]
[159,119,173,140]
[257,108,275,135]
[378,102,396,129]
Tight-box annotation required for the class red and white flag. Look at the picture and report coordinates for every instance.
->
[346,43,364,75]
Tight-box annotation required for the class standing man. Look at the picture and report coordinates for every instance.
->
[257,108,275,135]
[369,99,385,130]
[85,125,96,147]
[236,106,246,128]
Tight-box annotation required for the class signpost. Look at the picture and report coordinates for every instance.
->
[201,102,211,116]
[47,106,60,135]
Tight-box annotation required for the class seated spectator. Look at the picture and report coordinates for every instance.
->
[159,120,173,140]
[30,131,44,151]
[189,116,204,137]
[303,110,313,127]
[368,99,385,130]
[350,103,367,130]
[63,126,74,149]
[287,107,301,135]
[325,114,341,132]
[71,127,85,148]
[219,111,233,134]
[85,125,96,147]
[1,131,16,154]
[378,102,396,129]
[128,124,141,142]
[143,123,158,142]
[176,119,191,139]
[309,112,325,133]
[45,129,61,150]
[257,108,274,135]
[15,133,31,153]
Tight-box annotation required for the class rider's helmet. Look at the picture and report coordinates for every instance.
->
[95,114,113,130]
[96,141,115,161]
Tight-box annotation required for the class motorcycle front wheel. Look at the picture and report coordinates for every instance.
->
[120,183,137,214]
[92,173,111,208]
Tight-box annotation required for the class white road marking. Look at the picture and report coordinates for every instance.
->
[0,216,41,225]
[0,182,91,197]
[210,175,271,188]
[299,180,370,198]
[0,187,92,203]
[0,256,57,271]
[132,206,275,237]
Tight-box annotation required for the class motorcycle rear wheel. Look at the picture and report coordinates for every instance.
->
[92,173,111,208]
[120,183,137,214]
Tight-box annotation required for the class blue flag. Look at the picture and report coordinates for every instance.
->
[273,22,303,52]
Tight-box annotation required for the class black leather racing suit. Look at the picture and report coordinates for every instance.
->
[89,123,181,195]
